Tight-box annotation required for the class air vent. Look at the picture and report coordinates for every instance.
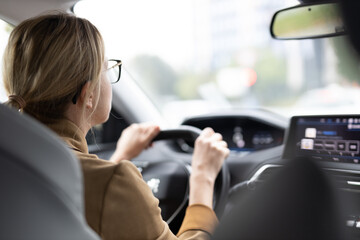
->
[324,169,360,193]
[248,165,360,193]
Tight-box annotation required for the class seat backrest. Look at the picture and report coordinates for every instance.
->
[213,157,347,240]
[0,104,100,240]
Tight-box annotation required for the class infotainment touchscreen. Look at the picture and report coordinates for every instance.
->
[283,115,360,164]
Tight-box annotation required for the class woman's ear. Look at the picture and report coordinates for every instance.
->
[79,81,94,109]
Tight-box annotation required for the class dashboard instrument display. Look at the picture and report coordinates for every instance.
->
[182,115,285,152]
[283,115,360,164]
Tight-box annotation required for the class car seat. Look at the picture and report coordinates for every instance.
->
[213,157,347,240]
[0,104,99,240]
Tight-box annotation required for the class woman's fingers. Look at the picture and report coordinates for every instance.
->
[200,127,215,137]
[110,122,160,163]
[211,132,223,141]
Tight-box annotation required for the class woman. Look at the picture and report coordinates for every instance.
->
[3,13,229,240]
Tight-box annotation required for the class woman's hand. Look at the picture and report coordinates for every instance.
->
[189,127,230,208]
[110,123,160,163]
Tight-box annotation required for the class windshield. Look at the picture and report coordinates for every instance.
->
[3,0,359,124]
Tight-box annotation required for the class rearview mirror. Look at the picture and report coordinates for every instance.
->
[271,2,346,40]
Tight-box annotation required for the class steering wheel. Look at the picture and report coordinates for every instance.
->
[152,125,230,218]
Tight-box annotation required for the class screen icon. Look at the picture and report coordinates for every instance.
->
[301,139,314,150]
[349,142,359,152]
[337,142,346,151]
[305,128,316,138]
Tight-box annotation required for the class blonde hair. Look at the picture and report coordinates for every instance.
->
[3,12,105,123]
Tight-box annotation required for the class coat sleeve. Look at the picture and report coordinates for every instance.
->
[100,160,218,240]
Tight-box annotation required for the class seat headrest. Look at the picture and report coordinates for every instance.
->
[0,104,83,212]
[0,103,100,239]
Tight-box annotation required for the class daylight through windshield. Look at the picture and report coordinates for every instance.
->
[8,0,359,124]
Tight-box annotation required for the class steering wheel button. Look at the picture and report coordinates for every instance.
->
[356,221,360,228]
[347,220,356,227]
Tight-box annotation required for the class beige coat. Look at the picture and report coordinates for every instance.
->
[49,120,218,240]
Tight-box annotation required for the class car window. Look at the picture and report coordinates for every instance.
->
[0,19,13,102]
[74,0,360,126]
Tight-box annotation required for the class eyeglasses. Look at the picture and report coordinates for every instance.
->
[107,59,122,84]
[72,59,122,104]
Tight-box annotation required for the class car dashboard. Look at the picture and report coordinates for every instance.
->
[181,112,285,153]
[92,109,360,237]
[179,111,360,236]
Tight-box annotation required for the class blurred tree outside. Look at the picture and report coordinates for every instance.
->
[175,71,215,100]
[252,47,289,106]
[129,48,293,109]
[130,55,178,107]
[130,54,218,106]
[332,37,360,84]
[5,23,13,33]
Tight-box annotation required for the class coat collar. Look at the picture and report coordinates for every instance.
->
[47,119,89,154]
